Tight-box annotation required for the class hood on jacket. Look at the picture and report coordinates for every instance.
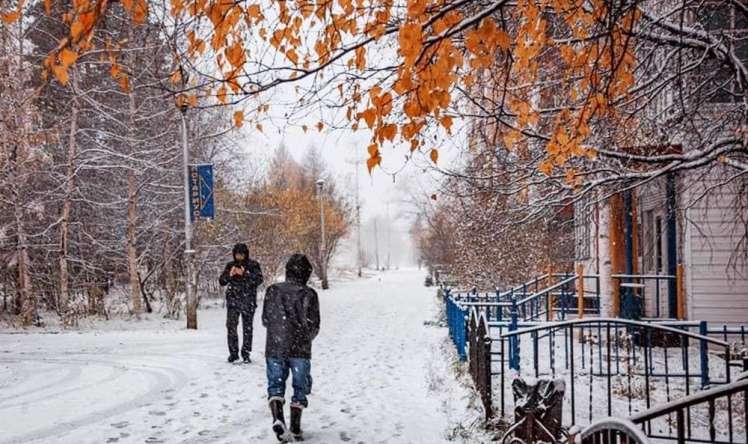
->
[232,243,250,261]
[285,253,313,285]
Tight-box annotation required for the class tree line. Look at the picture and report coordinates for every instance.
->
[0,3,351,327]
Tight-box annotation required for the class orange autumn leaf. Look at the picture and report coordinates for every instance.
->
[234,111,244,128]
[225,42,246,68]
[398,23,423,65]
[367,143,379,157]
[404,100,421,118]
[430,148,438,164]
[256,124,263,132]
[216,86,228,104]
[539,160,553,176]
[380,123,397,142]
[246,4,261,20]
[366,154,381,173]
[440,116,453,133]
[118,75,130,92]
[170,69,182,85]
[1,11,21,24]
[59,48,78,67]
[69,22,83,40]
[359,108,377,129]
[133,0,150,21]
[51,64,70,85]
[354,46,366,71]
[406,0,427,18]
[286,48,299,65]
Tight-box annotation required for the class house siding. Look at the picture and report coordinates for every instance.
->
[683,166,748,325]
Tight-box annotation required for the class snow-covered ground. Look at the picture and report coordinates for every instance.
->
[0,269,485,444]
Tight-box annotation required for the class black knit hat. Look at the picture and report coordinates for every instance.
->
[285,253,313,284]
[232,243,249,259]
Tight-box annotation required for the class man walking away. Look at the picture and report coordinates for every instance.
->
[262,254,320,442]
[219,243,263,363]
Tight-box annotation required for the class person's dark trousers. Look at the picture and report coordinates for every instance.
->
[227,307,255,359]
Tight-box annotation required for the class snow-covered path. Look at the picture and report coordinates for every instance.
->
[0,270,474,444]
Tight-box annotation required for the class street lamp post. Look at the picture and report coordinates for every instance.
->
[180,104,197,329]
[316,179,328,290]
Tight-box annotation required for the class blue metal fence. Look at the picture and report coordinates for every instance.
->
[445,290,469,361]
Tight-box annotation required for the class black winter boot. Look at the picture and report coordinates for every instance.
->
[290,405,304,441]
[269,399,287,441]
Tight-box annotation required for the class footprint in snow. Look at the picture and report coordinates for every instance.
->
[148,410,166,416]
[111,421,129,429]
[339,431,352,442]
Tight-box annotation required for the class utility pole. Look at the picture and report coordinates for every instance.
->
[386,201,391,270]
[374,217,380,271]
[316,179,328,289]
[355,159,362,277]
[180,104,197,329]
[345,156,364,277]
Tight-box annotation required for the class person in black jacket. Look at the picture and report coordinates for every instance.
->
[262,253,320,442]
[219,243,263,363]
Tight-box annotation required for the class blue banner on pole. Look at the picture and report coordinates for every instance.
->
[188,164,215,222]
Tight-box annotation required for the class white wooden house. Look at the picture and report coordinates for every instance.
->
[573,2,747,325]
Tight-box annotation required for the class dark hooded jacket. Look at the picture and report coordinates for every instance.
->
[262,254,321,359]
[219,243,264,311]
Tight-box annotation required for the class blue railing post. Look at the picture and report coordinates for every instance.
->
[509,292,520,370]
[459,305,468,361]
[699,320,710,388]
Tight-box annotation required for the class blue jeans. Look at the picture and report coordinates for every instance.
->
[266,357,312,407]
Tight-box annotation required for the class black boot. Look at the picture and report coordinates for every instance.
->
[269,399,287,442]
[227,354,239,363]
[290,406,303,441]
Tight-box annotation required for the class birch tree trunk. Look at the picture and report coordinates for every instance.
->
[9,18,35,326]
[127,150,142,317]
[59,70,79,327]
[126,26,142,318]
[13,181,34,325]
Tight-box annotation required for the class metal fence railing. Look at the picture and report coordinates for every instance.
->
[442,277,748,443]
[496,319,735,425]
[445,290,468,361]
[628,371,748,444]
